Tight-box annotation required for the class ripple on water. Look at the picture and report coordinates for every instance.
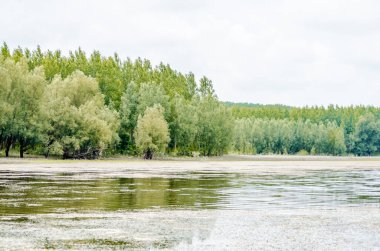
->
[0,165,379,249]
[0,169,379,215]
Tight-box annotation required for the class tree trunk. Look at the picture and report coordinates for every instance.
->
[63,149,69,159]
[19,139,24,158]
[207,148,212,157]
[149,150,153,159]
[144,148,153,159]
[44,150,49,158]
[5,136,12,157]
[5,145,10,157]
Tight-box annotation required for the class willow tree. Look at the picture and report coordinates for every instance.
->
[170,95,198,155]
[44,70,119,159]
[195,96,233,156]
[137,83,170,118]
[134,105,169,159]
[119,82,170,153]
[0,57,47,157]
[231,118,347,155]
[353,113,380,156]
[119,82,139,153]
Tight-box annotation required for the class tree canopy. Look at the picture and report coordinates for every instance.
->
[44,71,119,159]
[1,43,380,158]
[134,105,170,159]
[0,57,47,157]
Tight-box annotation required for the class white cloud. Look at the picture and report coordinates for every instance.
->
[1,0,379,106]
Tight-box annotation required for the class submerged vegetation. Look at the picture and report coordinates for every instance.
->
[0,43,380,158]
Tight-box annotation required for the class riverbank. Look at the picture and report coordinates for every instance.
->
[1,156,380,177]
[1,154,380,162]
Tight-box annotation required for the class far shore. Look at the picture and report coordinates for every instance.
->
[1,155,380,176]
[1,154,380,163]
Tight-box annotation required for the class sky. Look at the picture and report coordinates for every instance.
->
[1,0,380,106]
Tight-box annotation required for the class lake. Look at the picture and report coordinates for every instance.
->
[0,160,379,250]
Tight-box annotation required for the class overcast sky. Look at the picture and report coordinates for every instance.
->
[1,0,380,106]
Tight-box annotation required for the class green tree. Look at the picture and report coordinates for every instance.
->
[44,71,119,159]
[232,118,254,154]
[137,83,170,118]
[170,95,198,155]
[0,57,47,157]
[353,113,380,156]
[195,97,233,156]
[134,105,170,159]
[231,117,346,156]
[198,76,216,98]
[119,82,139,153]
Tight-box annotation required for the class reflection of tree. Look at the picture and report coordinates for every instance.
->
[114,177,232,210]
[164,178,231,209]
[0,175,232,215]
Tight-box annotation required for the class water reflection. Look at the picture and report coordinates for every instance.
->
[0,170,379,215]
[0,176,231,215]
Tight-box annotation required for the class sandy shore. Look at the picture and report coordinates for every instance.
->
[0,156,380,178]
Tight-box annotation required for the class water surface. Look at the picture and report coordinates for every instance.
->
[0,162,379,250]
[1,169,379,214]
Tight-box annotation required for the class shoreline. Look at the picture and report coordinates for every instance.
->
[1,156,380,176]
[1,154,380,163]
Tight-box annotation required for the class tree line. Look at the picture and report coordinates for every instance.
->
[0,43,379,158]
[227,103,380,156]
[0,43,231,158]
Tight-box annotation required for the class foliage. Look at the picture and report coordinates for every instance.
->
[228,102,380,156]
[134,105,170,159]
[352,114,380,156]
[44,71,119,159]
[195,96,233,156]
[1,43,198,109]
[0,57,47,157]
[232,118,346,155]
[170,95,198,155]
[119,82,139,154]
[1,43,380,158]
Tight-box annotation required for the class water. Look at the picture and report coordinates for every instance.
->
[1,170,379,214]
[0,162,379,250]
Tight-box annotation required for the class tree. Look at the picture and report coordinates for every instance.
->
[231,117,347,156]
[118,82,170,154]
[325,123,346,155]
[137,83,169,118]
[198,76,216,98]
[1,42,11,58]
[0,57,47,157]
[353,113,380,156]
[170,95,198,155]
[195,96,233,156]
[232,118,254,154]
[119,82,139,154]
[134,105,170,159]
[44,70,119,159]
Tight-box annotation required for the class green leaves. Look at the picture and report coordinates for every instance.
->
[232,118,347,155]
[352,113,380,156]
[134,105,170,159]
[45,71,119,159]
[3,43,378,158]
[195,96,233,156]
[0,57,47,157]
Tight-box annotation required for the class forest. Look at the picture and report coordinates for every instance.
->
[0,43,379,159]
